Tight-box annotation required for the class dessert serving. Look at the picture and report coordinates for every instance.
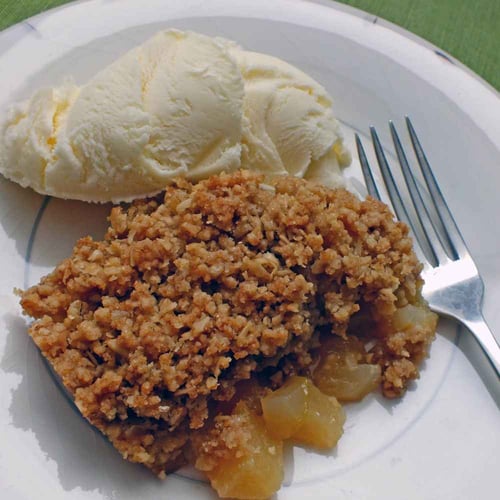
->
[20,171,437,498]
[0,26,438,500]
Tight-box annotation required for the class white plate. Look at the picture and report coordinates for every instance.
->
[1,1,499,499]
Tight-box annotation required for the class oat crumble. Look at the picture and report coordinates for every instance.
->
[20,171,436,476]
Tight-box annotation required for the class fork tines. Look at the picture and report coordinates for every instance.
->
[355,118,468,267]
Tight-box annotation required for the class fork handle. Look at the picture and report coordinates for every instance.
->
[463,317,500,376]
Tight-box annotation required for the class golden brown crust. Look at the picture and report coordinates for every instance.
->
[20,170,434,474]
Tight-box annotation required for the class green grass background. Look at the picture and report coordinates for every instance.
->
[0,0,498,89]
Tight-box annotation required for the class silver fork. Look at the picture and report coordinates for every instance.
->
[355,117,500,376]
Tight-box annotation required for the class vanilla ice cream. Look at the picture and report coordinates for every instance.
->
[0,30,349,202]
[230,48,350,184]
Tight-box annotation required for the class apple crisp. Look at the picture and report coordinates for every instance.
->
[20,171,436,491]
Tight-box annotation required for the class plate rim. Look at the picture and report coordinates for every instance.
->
[311,0,499,97]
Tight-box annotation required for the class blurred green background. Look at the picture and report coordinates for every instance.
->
[1,0,498,89]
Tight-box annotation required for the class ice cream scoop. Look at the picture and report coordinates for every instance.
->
[0,29,349,202]
[231,48,350,184]
[1,30,244,202]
